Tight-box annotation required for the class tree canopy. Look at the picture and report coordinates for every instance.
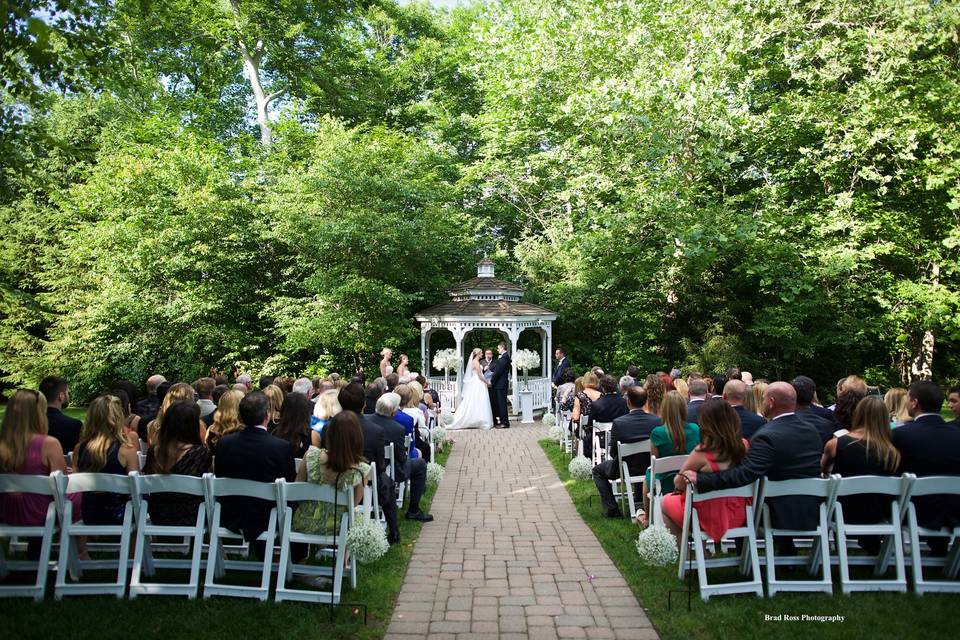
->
[1,0,959,400]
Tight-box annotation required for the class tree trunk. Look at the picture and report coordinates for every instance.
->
[230,1,284,147]
[909,262,940,382]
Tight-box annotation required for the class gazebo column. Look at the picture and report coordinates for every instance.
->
[452,325,467,409]
[546,324,553,388]
[508,324,520,415]
[420,326,428,377]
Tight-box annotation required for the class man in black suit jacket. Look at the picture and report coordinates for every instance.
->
[214,391,296,557]
[677,382,823,541]
[490,343,511,428]
[686,379,709,426]
[894,381,960,554]
[792,375,840,444]
[723,380,767,440]
[39,376,83,456]
[592,386,661,517]
[552,347,571,387]
[338,384,401,543]
[369,392,432,524]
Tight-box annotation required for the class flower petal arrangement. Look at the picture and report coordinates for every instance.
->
[514,348,541,371]
[636,524,679,567]
[548,424,563,441]
[431,425,448,445]
[346,516,389,565]
[542,412,557,427]
[568,455,592,481]
[441,408,454,425]
[426,462,445,486]
[432,348,460,374]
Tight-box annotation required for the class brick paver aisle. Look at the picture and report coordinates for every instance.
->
[385,424,659,640]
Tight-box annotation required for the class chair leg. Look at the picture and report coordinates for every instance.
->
[762,508,777,596]
[275,508,292,601]
[116,505,133,598]
[259,510,277,601]
[691,514,710,601]
[35,509,56,601]
[130,505,147,599]
[188,506,205,599]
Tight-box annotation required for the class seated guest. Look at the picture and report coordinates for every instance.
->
[293,412,370,536]
[75,395,140,525]
[588,375,630,459]
[368,393,433,529]
[147,382,196,445]
[821,395,900,553]
[833,387,867,432]
[747,381,767,415]
[592,387,661,518]
[792,375,839,443]
[292,377,313,398]
[676,382,823,544]
[639,391,701,525]
[144,401,212,525]
[136,374,167,426]
[618,375,636,395]
[394,384,427,461]
[263,384,284,433]
[193,377,217,422]
[373,376,389,393]
[310,389,341,447]
[258,375,274,391]
[385,373,400,391]
[722,380,766,439]
[364,382,382,415]
[407,380,431,427]
[271,392,313,458]
[686,379,709,425]
[949,385,960,426]
[884,387,912,427]
[556,369,576,410]
[39,375,83,458]
[643,374,665,417]
[420,376,440,409]
[673,378,689,400]
[214,391,296,557]
[397,383,429,458]
[662,398,750,540]
[0,389,83,559]
[206,384,231,424]
[572,372,601,457]
[109,388,141,442]
[893,381,960,555]
[235,373,253,391]
[206,389,244,454]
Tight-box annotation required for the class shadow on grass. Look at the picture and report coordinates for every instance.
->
[539,438,956,640]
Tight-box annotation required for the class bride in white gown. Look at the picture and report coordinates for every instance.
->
[447,348,494,430]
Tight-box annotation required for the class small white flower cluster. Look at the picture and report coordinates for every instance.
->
[548,425,564,442]
[346,516,389,565]
[514,349,541,371]
[441,409,454,425]
[426,462,445,486]
[432,348,460,373]
[636,524,679,567]
[541,412,557,427]
[431,425,448,445]
[568,455,592,481]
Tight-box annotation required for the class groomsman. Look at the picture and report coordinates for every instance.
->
[489,343,511,428]
[552,346,570,387]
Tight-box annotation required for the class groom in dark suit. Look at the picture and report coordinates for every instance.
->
[489,343,511,428]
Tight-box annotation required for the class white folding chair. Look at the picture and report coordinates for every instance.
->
[295,458,303,474]
[677,482,763,601]
[648,454,689,526]
[64,452,73,470]
[576,415,589,457]
[559,410,573,456]
[0,471,63,600]
[591,421,613,467]
[385,443,407,508]
[129,473,208,599]
[274,479,355,604]
[139,439,149,455]
[54,472,138,599]
[832,474,912,594]
[136,452,147,471]
[203,476,280,601]
[618,440,650,520]
[362,462,383,525]
[902,475,960,594]
[757,476,838,596]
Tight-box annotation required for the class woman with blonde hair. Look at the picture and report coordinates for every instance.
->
[638,390,700,525]
[673,378,689,401]
[572,371,602,456]
[883,387,911,427]
[147,382,196,444]
[206,389,245,453]
[399,382,429,445]
[310,389,341,447]
[263,384,284,432]
[379,348,394,378]
[75,395,140,524]
[397,354,410,379]
[745,381,767,415]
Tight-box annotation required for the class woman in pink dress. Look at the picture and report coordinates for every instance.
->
[661,398,750,542]
[0,389,83,558]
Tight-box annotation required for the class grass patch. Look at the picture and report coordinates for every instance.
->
[539,438,956,640]
[0,446,451,640]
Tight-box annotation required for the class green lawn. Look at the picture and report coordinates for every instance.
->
[539,438,957,640]
[0,446,450,640]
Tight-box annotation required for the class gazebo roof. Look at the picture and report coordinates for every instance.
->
[415,299,556,319]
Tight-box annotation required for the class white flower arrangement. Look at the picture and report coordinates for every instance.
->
[514,348,541,372]
[548,425,563,441]
[636,524,679,567]
[542,412,557,427]
[431,425,448,445]
[441,408,454,425]
[568,455,592,481]
[426,461,445,486]
[432,348,460,374]
[346,516,389,565]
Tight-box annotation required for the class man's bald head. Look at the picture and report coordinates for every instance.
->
[146,374,167,394]
[723,379,747,405]
[762,381,797,419]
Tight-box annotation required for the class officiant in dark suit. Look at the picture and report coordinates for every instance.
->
[552,347,570,387]
[490,343,511,428]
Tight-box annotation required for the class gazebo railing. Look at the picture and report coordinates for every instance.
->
[429,376,552,413]
[523,377,551,411]
[428,377,459,410]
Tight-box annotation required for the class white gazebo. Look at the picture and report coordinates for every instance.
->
[415,259,557,416]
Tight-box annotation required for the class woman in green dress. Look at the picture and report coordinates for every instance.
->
[638,390,700,526]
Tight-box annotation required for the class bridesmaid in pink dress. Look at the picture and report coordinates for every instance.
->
[661,398,750,541]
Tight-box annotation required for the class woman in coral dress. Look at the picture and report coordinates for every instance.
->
[661,398,750,542]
